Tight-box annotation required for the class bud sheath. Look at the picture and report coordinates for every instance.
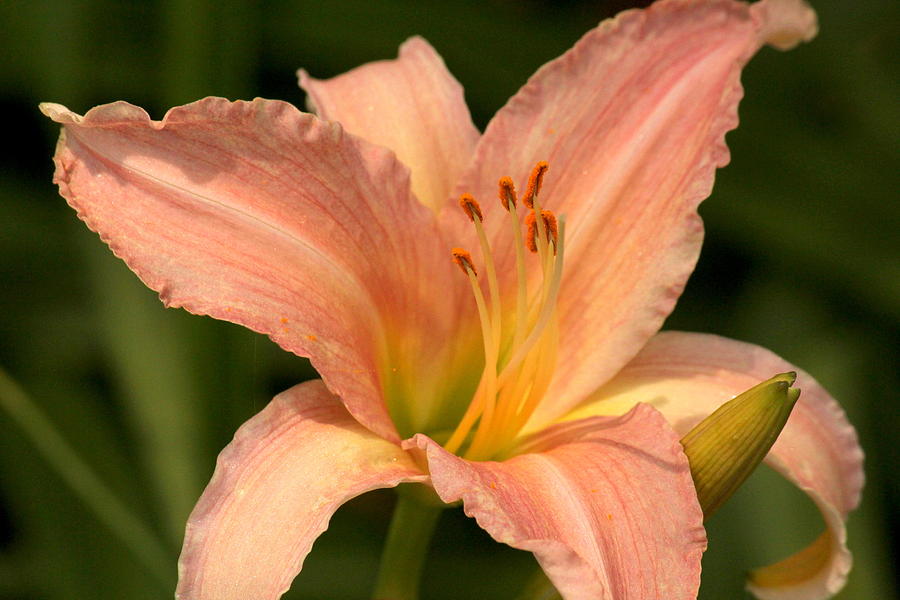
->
[680,372,800,519]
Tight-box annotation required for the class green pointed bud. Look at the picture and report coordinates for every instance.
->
[680,372,800,520]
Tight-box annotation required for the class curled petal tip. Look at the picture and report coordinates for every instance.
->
[39,102,74,122]
[752,0,819,51]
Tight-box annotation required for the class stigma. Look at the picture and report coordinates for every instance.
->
[445,162,565,460]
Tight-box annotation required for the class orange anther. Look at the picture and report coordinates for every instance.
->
[451,248,477,276]
[498,176,517,210]
[524,209,559,254]
[522,161,549,209]
[541,209,559,250]
[459,193,483,222]
[524,211,538,253]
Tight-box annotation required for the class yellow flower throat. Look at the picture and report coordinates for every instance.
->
[445,162,566,461]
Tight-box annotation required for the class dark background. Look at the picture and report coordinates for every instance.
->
[1,0,897,598]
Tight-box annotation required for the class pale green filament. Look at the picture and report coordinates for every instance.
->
[495,218,565,390]
[471,213,503,378]
[445,200,566,460]
[444,263,499,454]
[508,202,530,353]
[467,219,565,459]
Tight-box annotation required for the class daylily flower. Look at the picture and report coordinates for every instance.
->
[41,0,863,598]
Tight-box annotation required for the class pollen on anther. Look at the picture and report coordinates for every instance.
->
[542,210,559,248]
[451,248,477,276]
[524,209,559,253]
[458,194,483,222]
[498,176,517,210]
[525,211,539,253]
[522,161,549,208]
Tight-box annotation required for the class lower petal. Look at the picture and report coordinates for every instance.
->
[566,331,864,599]
[406,403,706,600]
[176,380,425,600]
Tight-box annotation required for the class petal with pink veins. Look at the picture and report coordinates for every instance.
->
[299,37,480,213]
[406,403,706,600]
[176,380,426,600]
[40,98,467,441]
[566,331,863,600]
[449,0,819,425]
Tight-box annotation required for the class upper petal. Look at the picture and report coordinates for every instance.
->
[450,0,819,423]
[41,98,465,441]
[567,331,864,600]
[176,380,426,600]
[406,403,706,600]
[299,37,480,213]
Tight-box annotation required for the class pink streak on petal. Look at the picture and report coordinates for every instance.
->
[299,37,480,213]
[573,331,863,599]
[176,380,425,600]
[406,404,706,600]
[41,98,465,442]
[450,0,818,424]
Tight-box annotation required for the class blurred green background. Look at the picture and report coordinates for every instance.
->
[1,0,897,598]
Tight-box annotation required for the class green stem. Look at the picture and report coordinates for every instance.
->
[371,490,443,600]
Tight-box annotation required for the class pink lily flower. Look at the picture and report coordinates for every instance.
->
[41,0,863,598]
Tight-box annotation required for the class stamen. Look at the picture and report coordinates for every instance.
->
[451,248,476,276]
[496,216,566,390]
[446,163,565,461]
[458,193,483,222]
[498,176,517,210]
[508,317,558,437]
[503,178,529,351]
[541,210,559,251]
[491,334,541,442]
[522,161,549,209]
[469,217,566,460]
[524,210,559,254]
[523,162,550,260]
[460,194,502,363]
[524,211,539,253]
[445,246,497,455]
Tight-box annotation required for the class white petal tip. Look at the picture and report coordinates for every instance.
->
[752,0,819,51]
[39,102,74,121]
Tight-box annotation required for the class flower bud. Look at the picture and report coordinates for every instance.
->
[680,372,800,519]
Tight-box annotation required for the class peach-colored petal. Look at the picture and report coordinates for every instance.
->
[299,37,480,213]
[40,98,466,442]
[450,0,819,424]
[567,331,863,600]
[176,380,426,600]
[406,403,706,600]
